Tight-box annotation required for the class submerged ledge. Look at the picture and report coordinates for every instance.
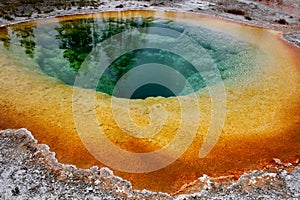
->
[0,128,299,199]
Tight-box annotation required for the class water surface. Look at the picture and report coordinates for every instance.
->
[1,12,260,98]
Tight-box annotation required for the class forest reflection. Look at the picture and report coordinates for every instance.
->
[0,27,10,50]
[54,17,153,73]
[0,16,197,98]
[0,21,37,57]
[53,17,193,98]
[11,21,37,58]
[0,14,256,99]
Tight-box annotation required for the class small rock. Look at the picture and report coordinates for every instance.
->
[275,18,289,25]
[11,187,20,196]
[94,179,101,185]
[273,158,282,165]
[245,16,252,20]
[115,4,124,8]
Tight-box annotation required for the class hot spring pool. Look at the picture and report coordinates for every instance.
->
[0,10,299,193]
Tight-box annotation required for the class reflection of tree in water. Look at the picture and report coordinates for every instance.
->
[54,17,152,73]
[54,17,199,97]
[11,21,37,58]
[53,17,153,94]
[55,18,98,72]
[0,27,10,50]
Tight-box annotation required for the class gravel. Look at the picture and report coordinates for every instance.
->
[0,0,299,46]
[283,34,300,47]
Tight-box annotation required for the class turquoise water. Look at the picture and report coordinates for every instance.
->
[0,16,260,99]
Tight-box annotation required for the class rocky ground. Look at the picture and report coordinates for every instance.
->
[1,129,299,199]
[0,0,299,46]
[0,0,300,199]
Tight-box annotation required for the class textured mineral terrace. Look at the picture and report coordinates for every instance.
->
[0,129,299,199]
[0,0,300,199]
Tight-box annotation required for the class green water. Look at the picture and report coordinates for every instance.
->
[0,15,260,99]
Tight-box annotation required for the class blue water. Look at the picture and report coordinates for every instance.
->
[0,15,260,99]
